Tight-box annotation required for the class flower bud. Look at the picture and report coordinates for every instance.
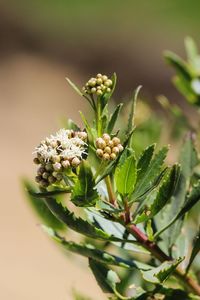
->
[104,146,111,154]
[53,155,60,163]
[37,166,46,175]
[62,160,70,168]
[48,176,56,184]
[42,172,50,179]
[102,133,111,144]
[71,157,81,167]
[56,173,63,181]
[45,163,53,171]
[40,179,49,188]
[104,79,112,87]
[110,153,117,160]
[33,157,40,164]
[53,162,62,171]
[118,144,124,152]
[96,138,106,149]
[35,175,42,183]
[106,88,111,93]
[108,140,114,148]
[112,147,119,154]
[96,89,103,96]
[96,78,103,85]
[112,137,120,146]
[103,153,110,160]
[91,87,96,93]
[102,75,108,81]
[96,149,104,157]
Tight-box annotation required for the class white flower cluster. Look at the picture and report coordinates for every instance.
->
[96,133,123,161]
[33,129,87,187]
[82,73,113,96]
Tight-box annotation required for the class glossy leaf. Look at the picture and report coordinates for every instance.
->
[43,198,135,243]
[43,226,139,269]
[71,161,99,207]
[133,146,168,199]
[134,165,180,224]
[141,257,183,284]
[115,154,137,197]
[136,144,155,182]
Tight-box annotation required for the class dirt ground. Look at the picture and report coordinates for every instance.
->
[0,53,106,300]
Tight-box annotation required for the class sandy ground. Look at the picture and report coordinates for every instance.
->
[0,54,106,300]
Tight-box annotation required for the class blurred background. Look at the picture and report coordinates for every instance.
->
[0,1,200,299]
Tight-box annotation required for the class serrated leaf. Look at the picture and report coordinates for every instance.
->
[134,165,180,224]
[107,103,123,134]
[43,225,139,269]
[115,154,137,197]
[71,161,99,207]
[155,136,199,245]
[43,198,134,243]
[141,257,183,284]
[137,144,155,182]
[186,228,200,273]
[89,259,120,295]
[28,188,71,198]
[133,146,168,200]
[23,180,65,230]
[87,210,149,254]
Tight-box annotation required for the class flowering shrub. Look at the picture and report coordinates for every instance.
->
[24,40,200,300]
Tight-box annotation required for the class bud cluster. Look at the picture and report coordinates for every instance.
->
[96,133,123,161]
[83,74,113,96]
[33,129,87,187]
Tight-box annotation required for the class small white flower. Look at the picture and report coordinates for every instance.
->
[34,143,57,162]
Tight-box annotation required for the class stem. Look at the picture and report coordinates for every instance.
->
[105,175,117,206]
[126,223,200,296]
[96,97,102,136]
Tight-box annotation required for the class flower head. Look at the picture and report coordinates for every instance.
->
[33,129,87,187]
[83,73,113,96]
[96,133,123,161]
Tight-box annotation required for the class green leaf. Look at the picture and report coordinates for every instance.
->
[176,180,200,219]
[126,86,142,136]
[164,51,192,81]
[133,146,168,200]
[89,259,120,295]
[136,144,156,182]
[141,257,184,284]
[115,154,137,197]
[23,180,65,230]
[186,228,200,273]
[107,103,123,134]
[154,135,199,243]
[28,188,71,198]
[134,165,180,224]
[71,161,99,207]
[43,225,139,269]
[87,210,149,254]
[43,198,133,243]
